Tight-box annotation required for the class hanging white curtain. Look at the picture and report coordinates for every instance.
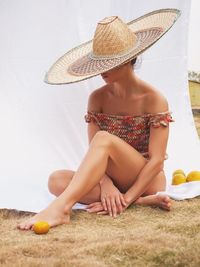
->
[0,0,199,212]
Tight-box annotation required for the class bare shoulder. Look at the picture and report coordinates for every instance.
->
[87,85,107,112]
[141,80,169,113]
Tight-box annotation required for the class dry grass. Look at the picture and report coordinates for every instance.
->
[1,198,200,267]
[0,113,200,267]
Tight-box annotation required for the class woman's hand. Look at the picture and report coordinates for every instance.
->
[86,201,106,215]
[86,177,127,217]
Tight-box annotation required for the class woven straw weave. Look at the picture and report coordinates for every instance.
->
[45,8,180,84]
[92,16,137,57]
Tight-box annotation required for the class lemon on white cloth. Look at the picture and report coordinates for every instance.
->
[186,171,200,182]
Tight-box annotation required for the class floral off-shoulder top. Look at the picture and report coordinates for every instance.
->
[85,111,174,159]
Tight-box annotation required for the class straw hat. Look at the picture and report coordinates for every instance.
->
[45,8,181,85]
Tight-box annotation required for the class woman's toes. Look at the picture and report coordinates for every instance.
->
[25,224,31,230]
[165,196,171,202]
[17,220,32,230]
[163,200,171,210]
[165,204,170,210]
[17,223,23,230]
[21,224,28,230]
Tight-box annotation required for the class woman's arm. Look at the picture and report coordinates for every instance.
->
[86,88,103,142]
[124,125,169,204]
[124,92,170,204]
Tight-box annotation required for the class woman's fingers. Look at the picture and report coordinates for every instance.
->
[115,196,123,214]
[86,202,103,213]
[86,195,127,217]
[105,195,125,217]
[86,202,101,209]
[101,197,107,211]
[97,211,109,215]
[105,197,112,217]
[120,194,128,207]
[111,198,117,217]
[87,207,102,213]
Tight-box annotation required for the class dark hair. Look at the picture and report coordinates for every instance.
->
[130,57,137,66]
[130,56,142,69]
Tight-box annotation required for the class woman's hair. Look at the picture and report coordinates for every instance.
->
[130,56,142,69]
[130,57,137,66]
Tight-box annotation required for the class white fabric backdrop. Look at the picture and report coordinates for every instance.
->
[0,0,199,212]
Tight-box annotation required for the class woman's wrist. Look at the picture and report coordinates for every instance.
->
[124,193,134,206]
[99,179,105,186]
[100,175,112,186]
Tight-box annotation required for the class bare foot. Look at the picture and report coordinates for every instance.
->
[135,194,172,211]
[17,202,70,231]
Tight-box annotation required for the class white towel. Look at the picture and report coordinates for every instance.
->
[156,181,200,200]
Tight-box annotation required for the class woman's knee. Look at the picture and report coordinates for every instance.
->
[91,131,113,150]
[48,171,61,194]
[48,170,74,195]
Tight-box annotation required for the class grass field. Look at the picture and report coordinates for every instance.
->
[0,114,200,267]
[1,197,200,267]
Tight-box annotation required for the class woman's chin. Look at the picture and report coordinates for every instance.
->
[102,78,112,84]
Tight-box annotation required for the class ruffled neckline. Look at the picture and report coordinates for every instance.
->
[87,110,172,119]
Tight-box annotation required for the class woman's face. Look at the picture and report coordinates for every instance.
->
[101,62,131,84]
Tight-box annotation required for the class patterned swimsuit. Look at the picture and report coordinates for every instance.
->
[85,111,174,159]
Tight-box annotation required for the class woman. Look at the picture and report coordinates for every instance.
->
[17,9,180,230]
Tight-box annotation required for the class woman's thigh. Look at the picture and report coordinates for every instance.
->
[49,132,165,201]
[48,169,101,204]
[50,133,147,196]
[48,170,75,195]
[97,132,148,193]
[103,133,167,194]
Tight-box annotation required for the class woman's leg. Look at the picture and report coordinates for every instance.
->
[48,170,101,204]
[17,131,170,230]
[134,170,170,207]
[48,169,170,213]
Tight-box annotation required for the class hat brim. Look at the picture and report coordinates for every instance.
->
[45,8,181,85]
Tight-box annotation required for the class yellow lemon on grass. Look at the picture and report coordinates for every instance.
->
[33,221,50,234]
[186,171,200,182]
[172,174,187,185]
[172,169,186,177]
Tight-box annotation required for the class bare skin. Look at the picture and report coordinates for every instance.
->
[17,62,172,230]
[47,170,171,212]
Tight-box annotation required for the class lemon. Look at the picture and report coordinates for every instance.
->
[172,174,186,185]
[33,221,50,234]
[172,169,186,177]
[186,171,200,182]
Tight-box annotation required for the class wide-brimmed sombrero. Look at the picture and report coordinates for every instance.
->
[45,8,181,85]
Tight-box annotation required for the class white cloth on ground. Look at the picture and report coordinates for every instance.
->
[156,181,200,201]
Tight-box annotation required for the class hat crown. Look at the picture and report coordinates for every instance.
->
[92,16,137,57]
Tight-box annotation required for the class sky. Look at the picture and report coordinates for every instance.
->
[188,0,200,71]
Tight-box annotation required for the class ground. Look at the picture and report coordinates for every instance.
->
[0,197,200,267]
